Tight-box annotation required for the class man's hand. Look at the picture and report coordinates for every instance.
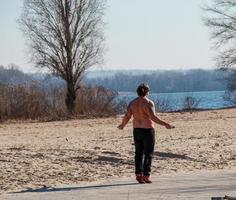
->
[117,124,124,130]
[165,123,175,129]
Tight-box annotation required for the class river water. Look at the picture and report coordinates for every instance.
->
[118,90,233,111]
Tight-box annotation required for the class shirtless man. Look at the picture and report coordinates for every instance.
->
[118,83,174,184]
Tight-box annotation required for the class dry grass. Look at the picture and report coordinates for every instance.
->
[0,83,118,121]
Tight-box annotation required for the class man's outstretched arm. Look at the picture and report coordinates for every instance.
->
[146,102,174,129]
[118,107,132,129]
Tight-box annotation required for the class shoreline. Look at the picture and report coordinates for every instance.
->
[1,106,236,124]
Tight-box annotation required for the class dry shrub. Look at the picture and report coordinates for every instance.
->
[0,83,119,121]
[75,86,118,117]
[154,97,172,112]
[114,99,128,114]
[0,83,67,121]
[183,96,201,113]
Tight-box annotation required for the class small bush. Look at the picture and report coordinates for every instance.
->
[154,97,172,112]
[183,96,201,113]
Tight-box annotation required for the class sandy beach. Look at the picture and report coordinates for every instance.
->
[0,108,236,194]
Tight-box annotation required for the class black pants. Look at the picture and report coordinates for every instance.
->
[133,128,155,176]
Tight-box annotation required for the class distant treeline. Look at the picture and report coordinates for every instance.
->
[85,69,228,93]
[0,65,228,93]
[0,64,32,84]
[0,64,65,88]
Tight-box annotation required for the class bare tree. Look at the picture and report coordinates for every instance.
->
[203,0,236,69]
[19,0,106,114]
[203,0,236,106]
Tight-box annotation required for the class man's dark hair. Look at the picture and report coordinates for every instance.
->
[136,83,150,97]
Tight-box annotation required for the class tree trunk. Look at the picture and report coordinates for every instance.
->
[65,82,76,115]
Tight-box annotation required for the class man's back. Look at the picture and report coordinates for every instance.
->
[129,97,154,128]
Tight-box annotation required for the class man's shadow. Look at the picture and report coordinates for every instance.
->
[12,182,139,194]
[155,151,195,161]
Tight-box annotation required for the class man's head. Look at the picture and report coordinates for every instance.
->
[136,83,150,97]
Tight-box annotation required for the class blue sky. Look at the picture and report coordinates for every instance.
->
[0,0,214,72]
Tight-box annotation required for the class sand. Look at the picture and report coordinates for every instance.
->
[0,108,236,194]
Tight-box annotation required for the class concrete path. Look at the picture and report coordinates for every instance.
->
[2,170,236,200]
